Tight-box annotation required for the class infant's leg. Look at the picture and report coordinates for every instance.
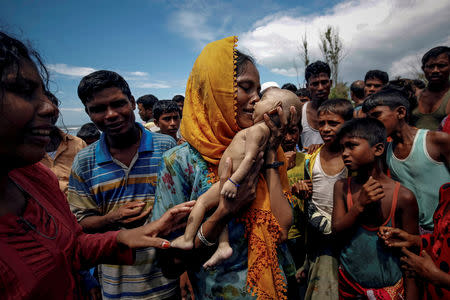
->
[171,184,220,250]
[203,225,233,269]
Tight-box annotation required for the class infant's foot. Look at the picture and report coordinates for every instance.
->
[203,244,233,269]
[170,236,194,250]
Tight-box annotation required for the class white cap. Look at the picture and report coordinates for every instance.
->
[261,81,280,93]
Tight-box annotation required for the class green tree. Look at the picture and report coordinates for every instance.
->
[319,26,345,87]
[329,82,349,99]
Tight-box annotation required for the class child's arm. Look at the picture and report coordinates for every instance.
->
[332,176,384,234]
[221,126,269,198]
[396,186,420,300]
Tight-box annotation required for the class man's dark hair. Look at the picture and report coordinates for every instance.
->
[412,79,426,89]
[77,122,100,141]
[387,79,418,113]
[364,70,389,85]
[0,32,50,101]
[337,118,386,147]
[362,87,410,120]
[235,50,255,77]
[305,61,331,83]
[172,95,184,103]
[281,83,297,92]
[78,70,132,106]
[136,94,158,110]
[153,100,180,121]
[318,98,354,121]
[350,80,365,99]
[295,88,311,98]
[421,46,450,67]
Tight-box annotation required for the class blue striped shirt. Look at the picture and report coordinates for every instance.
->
[68,123,177,299]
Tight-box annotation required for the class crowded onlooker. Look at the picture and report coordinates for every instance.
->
[172,94,185,117]
[350,80,366,118]
[333,118,419,299]
[295,88,311,104]
[68,70,179,299]
[136,94,159,131]
[0,31,194,300]
[152,100,181,143]
[282,82,298,93]
[301,60,332,148]
[364,70,389,98]
[350,80,365,106]
[412,78,426,98]
[40,91,87,194]
[76,122,101,145]
[363,87,450,233]
[412,46,450,130]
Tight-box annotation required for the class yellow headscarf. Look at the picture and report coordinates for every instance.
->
[181,36,289,300]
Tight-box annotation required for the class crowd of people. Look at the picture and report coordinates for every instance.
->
[0,30,449,300]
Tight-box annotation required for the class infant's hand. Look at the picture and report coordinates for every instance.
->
[221,180,238,198]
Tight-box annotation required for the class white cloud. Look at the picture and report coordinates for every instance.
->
[239,0,450,82]
[60,107,85,112]
[169,10,216,46]
[126,71,149,77]
[47,64,96,77]
[134,82,171,89]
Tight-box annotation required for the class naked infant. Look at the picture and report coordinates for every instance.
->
[171,88,301,268]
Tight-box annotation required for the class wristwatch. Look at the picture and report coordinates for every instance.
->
[264,161,284,169]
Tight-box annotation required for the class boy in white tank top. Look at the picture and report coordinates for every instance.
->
[293,99,353,300]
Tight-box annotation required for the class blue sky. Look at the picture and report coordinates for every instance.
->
[2,0,449,126]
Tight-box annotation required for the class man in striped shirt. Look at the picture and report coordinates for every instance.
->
[68,70,178,299]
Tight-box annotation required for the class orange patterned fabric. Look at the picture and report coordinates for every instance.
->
[181,36,289,299]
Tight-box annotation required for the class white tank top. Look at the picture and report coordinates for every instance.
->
[311,152,348,219]
[300,102,323,148]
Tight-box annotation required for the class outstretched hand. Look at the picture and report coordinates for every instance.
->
[401,248,440,283]
[378,226,421,248]
[116,201,196,249]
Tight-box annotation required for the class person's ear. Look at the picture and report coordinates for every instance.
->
[154,119,159,127]
[129,95,136,110]
[395,106,407,120]
[373,142,385,157]
[329,79,333,87]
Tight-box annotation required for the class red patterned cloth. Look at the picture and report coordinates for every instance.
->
[420,182,450,300]
[338,266,404,299]
[0,163,133,299]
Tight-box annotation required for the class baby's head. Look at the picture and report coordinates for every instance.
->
[253,88,301,124]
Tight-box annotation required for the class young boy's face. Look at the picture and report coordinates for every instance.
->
[366,106,397,136]
[155,112,180,140]
[281,125,300,152]
[318,111,346,145]
[340,136,375,171]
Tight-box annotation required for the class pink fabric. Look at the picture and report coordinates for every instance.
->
[0,163,133,299]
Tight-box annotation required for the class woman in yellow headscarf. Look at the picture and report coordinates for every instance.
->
[151,36,295,300]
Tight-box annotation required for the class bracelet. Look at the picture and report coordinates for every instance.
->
[197,224,216,247]
[228,177,240,188]
[264,161,284,169]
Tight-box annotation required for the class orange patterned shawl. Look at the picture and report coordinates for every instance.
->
[181,36,289,300]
